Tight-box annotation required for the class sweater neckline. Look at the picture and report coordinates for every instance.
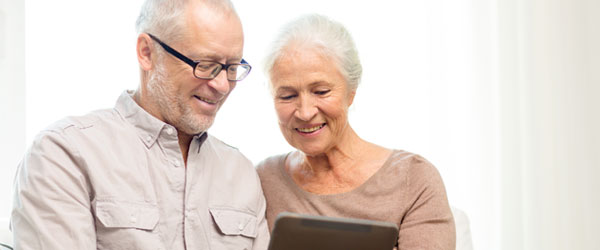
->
[278,150,400,199]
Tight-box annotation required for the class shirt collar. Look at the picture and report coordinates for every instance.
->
[114,90,168,148]
[114,90,209,151]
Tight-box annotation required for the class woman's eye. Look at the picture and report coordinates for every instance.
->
[279,94,297,100]
[315,90,330,95]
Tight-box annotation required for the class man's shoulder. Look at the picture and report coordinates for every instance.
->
[42,108,120,134]
[32,108,126,149]
[203,134,255,167]
[205,134,245,157]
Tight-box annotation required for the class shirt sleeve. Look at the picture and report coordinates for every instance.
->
[11,130,96,250]
[397,156,456,250]
[252,175,271,250]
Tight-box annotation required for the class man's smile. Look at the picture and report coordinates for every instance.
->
[194,95,218,104]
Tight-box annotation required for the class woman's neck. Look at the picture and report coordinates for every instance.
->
[303,127,364,174]
[286,124,394,194]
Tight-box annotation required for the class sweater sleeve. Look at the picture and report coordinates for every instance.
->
[397,155,456,250]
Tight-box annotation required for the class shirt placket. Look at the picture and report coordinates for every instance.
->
[183,134,210,250]
[156,125,187,249]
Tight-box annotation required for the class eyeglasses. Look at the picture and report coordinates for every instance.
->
[148,33,252,81]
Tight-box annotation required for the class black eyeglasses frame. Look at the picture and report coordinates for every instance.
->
[147,33,251,81]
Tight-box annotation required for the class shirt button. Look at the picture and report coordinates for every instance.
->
[166,127,174,135]
[145,136,152,143]
[238,223,244,231]
[173,160,181,167]
[130,216,137,224]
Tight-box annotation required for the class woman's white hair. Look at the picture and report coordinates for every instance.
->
[264,14,362,91]
[135,0,236,44]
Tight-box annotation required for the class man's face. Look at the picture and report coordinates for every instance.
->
[147,4,244,135]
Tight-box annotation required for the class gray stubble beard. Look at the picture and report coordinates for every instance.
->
[147,61,215,136]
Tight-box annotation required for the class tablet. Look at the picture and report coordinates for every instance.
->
[267,212,399,250]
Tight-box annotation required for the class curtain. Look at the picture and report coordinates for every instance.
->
[497,0,600,249]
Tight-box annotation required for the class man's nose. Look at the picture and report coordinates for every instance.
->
[207,69,231,95]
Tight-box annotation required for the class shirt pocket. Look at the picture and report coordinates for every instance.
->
[209,207,258,250]
[94,200,164,250]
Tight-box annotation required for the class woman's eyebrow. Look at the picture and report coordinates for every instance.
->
[308,81,332,87]
[276,86,296,92]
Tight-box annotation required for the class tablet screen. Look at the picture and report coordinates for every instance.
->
[268,212,398,250]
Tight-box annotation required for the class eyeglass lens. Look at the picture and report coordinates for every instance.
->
[194,61,251,81]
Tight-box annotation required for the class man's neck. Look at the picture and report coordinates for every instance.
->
[134,89,194,167]
[178,132,193,167]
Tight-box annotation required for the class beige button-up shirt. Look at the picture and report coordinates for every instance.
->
[11,91,269,250]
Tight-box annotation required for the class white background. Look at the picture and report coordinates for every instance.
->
[1,0,599,249]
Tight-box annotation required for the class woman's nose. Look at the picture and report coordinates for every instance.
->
[294,96,317,121]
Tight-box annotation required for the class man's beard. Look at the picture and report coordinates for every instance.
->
[146,62,215,135]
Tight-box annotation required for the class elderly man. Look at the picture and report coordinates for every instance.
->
[10,0,269,249]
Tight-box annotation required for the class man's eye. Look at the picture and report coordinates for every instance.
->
[196,63,217,71]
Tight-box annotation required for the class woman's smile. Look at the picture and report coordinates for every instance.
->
[295,123,327,135]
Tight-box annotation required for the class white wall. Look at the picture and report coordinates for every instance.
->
[0,0,25,230]
[24,0,141,141]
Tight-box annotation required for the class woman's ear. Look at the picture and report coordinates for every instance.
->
[347,89,356,106]
[137,33,154,71]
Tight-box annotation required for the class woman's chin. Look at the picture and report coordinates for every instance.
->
[295,144,327,157]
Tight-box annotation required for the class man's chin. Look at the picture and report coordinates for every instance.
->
[179,116,214,135]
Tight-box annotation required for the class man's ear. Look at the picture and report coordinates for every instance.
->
[137,33,154,71]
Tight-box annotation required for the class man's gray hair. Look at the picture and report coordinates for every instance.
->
[264,14,362,91]
[135,0,236,44]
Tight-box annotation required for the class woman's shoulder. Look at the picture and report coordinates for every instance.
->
[386,149,432,167]
[384,150,442,183]
[256,152,290,177]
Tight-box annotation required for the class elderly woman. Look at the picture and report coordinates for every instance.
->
[257,14,456,249]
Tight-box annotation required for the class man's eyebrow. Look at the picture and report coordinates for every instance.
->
[187,52,219,61]
[187,52,241,63]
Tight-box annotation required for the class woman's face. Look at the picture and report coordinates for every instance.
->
[270,46,355,156]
